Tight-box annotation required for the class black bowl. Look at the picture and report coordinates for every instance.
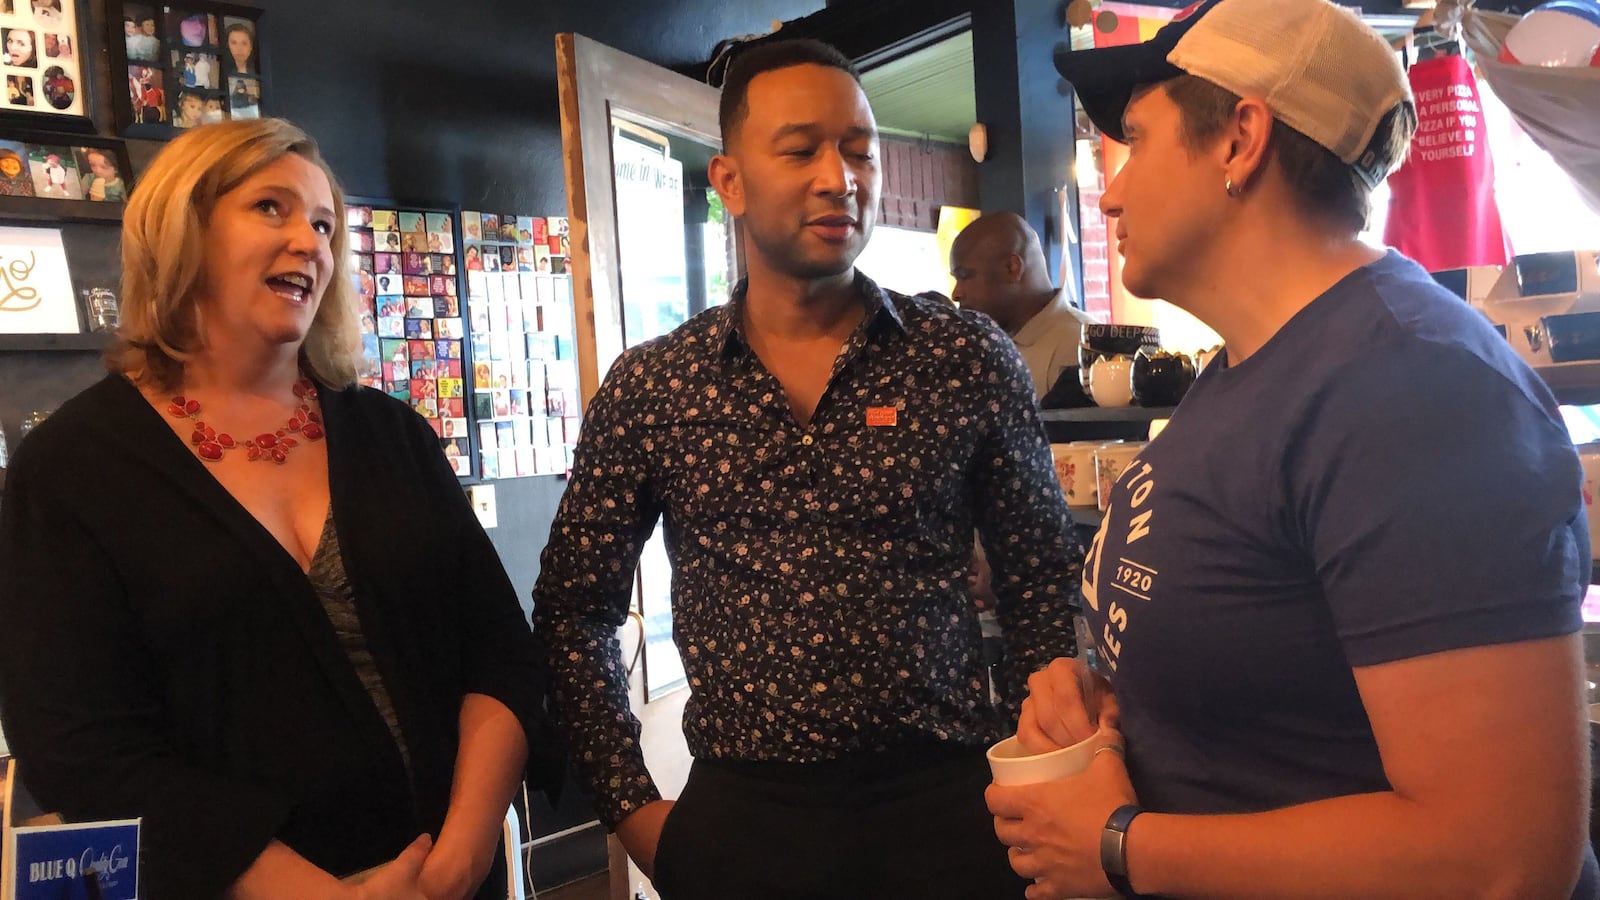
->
[1131,351,1196,407]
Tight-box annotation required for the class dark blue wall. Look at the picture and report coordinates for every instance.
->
[253,0,821,211]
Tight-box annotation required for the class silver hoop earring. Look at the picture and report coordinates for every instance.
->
[1224,176,1237,197]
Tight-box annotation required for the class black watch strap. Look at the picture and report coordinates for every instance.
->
[1100,803,1147,898]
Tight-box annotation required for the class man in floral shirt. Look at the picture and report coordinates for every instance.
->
[533,38,1082,900]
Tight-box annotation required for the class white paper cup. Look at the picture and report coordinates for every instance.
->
[986,729,1119,786]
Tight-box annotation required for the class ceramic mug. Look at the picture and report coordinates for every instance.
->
[1089,355,1135,408]
[987,729,1120,785]
[1131,350,1197,407]
[1529,312,1600,363]
[1050,441,1104,507]
[1095,441,1146,511]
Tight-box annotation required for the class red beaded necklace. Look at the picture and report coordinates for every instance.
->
[167,378,325,464]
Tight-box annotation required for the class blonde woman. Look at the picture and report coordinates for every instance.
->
[0,119,558,900]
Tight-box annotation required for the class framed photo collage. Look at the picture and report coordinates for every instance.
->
[0,0,87,125]
[110,0,262,136]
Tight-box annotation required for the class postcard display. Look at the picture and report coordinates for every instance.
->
[344,203,473,477]
[461,211,580,480]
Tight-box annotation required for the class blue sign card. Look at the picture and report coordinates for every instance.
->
[4,819,139,900]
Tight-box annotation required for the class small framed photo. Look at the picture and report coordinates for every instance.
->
[108,0,262,139]
[25,144,78,197]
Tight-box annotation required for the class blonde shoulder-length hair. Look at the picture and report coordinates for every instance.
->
[108,117,360,391]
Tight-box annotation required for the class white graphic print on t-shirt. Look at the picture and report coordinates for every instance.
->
[1082,458,1157,672]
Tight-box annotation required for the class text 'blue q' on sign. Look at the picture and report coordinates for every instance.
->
[4,818,139,900]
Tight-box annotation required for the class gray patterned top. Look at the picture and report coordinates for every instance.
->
[308,508,413,779]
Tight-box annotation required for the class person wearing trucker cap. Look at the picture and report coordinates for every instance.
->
[985,0,1600,897]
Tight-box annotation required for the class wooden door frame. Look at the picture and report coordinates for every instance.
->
[555,33,723,408]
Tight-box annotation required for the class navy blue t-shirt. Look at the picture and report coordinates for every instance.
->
[1081,251,1596,892]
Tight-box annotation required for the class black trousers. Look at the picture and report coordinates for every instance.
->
[651,746,1029,900]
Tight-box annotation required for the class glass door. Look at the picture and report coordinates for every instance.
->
[556,34,738,705]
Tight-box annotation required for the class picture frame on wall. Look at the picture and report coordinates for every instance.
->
[0,0,96,133]
[0,224,84,334]
[106,0,263,140]
[0,127,134,206]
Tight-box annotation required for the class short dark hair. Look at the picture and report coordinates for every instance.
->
[1161,74,1415,234]
[718,39,859,148]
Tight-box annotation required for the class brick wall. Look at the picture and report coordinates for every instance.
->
[878,136,981,231]
[1078,174,1113,321]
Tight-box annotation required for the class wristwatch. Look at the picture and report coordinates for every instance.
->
[1100,804,1148,898]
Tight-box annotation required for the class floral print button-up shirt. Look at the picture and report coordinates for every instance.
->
[532,272,1083,827]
